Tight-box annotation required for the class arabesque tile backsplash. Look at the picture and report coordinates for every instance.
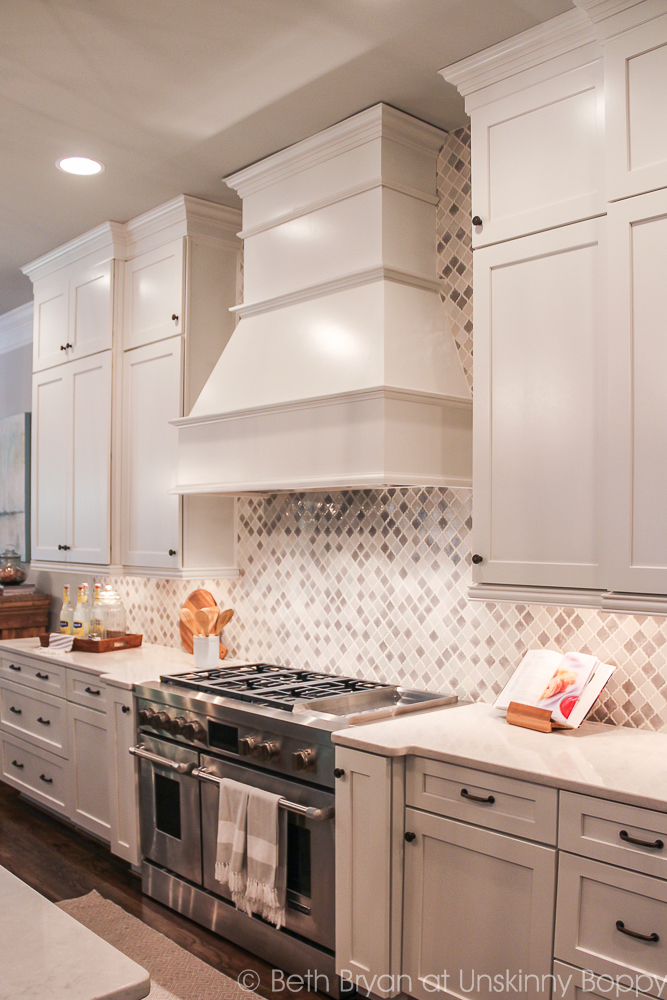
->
[100,128,667,733]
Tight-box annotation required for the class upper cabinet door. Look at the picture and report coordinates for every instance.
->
[32,273,70,372]
[472,218,605,590]
[606,13,667,202]
[68,260,113,361]
[69,352,112,565]
[471,61,605,247]
[607,188,667,595]
[123,238,184,350]
[31,367,70,562]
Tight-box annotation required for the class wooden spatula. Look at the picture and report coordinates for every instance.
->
[195,609,213,636]
[180,607,201,636]
[214,608,234,634]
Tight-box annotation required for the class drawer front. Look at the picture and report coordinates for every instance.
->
[0,680,67,757]
[67,669,106,710]
[406,757,558,843]
[560,792,667,879]
[554,961,658,1000]
[0,654,66,697]
[1,733,69,815]
[555,852,667,995]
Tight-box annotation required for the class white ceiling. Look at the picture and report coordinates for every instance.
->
[1,0,572,312]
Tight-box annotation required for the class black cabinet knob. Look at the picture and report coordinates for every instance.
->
[121,705,131,715]
[472,215,483,227]
[172,314,179,322]
[334,767,345,779]
[472,553,483,565]
[58,544,71,551]
[168,549,176,556]
[404,831,416,842]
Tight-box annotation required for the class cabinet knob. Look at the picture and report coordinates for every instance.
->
[404,831,416,842]
[121,705,131,714]
[471,553,483,565]
[60,344,67,351]
[171,314,179,323]
[168,549,177,556]
[472,216,483,227]
[333,767,345,779]
[58,544,71,551]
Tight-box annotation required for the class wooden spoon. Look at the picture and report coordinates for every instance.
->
[214,608,234,634]
[180,607,201,636]
[195,609,213,637]
[201,606,220,634]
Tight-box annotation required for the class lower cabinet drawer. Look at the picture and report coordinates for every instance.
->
[555,852,667,997]
[1,734,70,816]
[406,757,558,843]
[67,669,107,711]
[554,961,658,1000]
[0,679,67,757]
[0,654,66,697]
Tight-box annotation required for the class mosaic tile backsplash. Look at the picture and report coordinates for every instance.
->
[99,128,667,734]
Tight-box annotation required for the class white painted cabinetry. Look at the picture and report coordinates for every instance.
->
[68,700,110,840]
[107,686,139,865]
[123,238,184,349]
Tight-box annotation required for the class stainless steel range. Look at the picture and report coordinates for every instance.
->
[132,663,456,992]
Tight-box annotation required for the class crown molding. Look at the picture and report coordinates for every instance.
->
[0,302,33,355]
[224,105,446,199]
[440,8,600,100]
[573,0,667,39]
[125,195,242,256]
[21,221,128,283]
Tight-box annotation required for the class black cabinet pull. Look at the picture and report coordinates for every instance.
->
[333,767,345,779]
[404,831,416,842]
[37,716,51,726]
[472,553,483,565]
[472,215,483,227]
[168,549,176,556]
[57,544,71,551]
[121,705,131,714]
[461,787,495,805]
[60,344,67,351]
[39,774,53,784]
[85,687,101,696]
[8,663,21,671]
[36,672,49,681]
[616,920,659,943]
[172,314,179,322]
[11,760,24,769]
[619,829,664,850]
[9,706,22,715]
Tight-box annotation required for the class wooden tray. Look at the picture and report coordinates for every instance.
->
[179,589,228,659]
[39,633,143,653]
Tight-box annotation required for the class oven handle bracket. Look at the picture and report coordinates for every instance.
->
[192,766,335,821]
[129,744,196,774]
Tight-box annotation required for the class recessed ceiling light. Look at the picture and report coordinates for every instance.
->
[56,156,104,175]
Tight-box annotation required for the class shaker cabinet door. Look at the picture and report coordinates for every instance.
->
[68,701,110,841]
[472,219,604,590]
[123,238,184,350]
[68,259,114,360]
[32,273,70,372]
[69,352,112,564]
[31,367,70,562]
[121,336,182,569]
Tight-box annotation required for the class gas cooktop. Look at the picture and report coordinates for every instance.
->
[161,663,390,712]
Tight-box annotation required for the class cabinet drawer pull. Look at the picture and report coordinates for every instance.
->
[11,760,24,769]
[39,774,53,784]
[37,717,51,726]
[36,672,49,681]
[85,687,101,696]
[619,829,664,850]
[461,787,495,805]
[8,663,21,671]
[57,544,71,551]
[9,706,22,715]
[616,920,659,943]
[121,705,131,714]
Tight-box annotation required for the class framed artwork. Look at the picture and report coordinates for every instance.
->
[0,412,30,562]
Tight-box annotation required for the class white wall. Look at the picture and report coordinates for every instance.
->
[0,303,32,419]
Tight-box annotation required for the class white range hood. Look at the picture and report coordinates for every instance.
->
[173,104,472,494]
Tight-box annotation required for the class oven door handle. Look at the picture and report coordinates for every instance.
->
[192,766,335,821]
[129,744,196,774]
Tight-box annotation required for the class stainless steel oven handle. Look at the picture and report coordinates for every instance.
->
[129,744,196,774]
[192,766,335,821]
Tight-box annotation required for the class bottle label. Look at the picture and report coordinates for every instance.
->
[59,620,71,634]
[72,621,84,635]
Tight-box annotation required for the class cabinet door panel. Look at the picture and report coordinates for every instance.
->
[68,701,110,840]
[108,690,139,865]
[123,239,183,350]
[402,809,556,1000]
[608,188,667,594]
[69,259,113,359]
[122,337,182,568]
[70,353,111,563]
[31,368,69,561]
[32,275,69,371]
[472,219,604,588]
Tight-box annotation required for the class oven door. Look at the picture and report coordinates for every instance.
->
[199,753,335,951]
[135,735,202,884]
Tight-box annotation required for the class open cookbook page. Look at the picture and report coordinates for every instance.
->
[494,649,608,728]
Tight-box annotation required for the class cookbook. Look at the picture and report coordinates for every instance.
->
[494,649,616,729]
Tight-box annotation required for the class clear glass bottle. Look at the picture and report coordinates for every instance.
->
[72,585,90,638]
[99,585,127,637]
[89,583,105,639]
[59,585,73,635]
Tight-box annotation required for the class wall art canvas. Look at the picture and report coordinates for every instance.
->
[0,412,30,561]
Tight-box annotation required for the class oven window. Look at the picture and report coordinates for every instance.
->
[154,773,182,839]
[287,818,311,897]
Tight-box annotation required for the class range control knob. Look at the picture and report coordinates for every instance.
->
[182,720,206,742]
[155,712,173,731]
[292,748,317,771]
[138,708,156,727]
[170,716,188,736]
[258,741,280,762]
[239,735,261,756]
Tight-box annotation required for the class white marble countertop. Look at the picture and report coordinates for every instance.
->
[0,866,149,1000]
[332,702,667,812]
[0,637,249,689]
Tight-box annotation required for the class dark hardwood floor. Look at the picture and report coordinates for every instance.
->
[0,783,324,1000]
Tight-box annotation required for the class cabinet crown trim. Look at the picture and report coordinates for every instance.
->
[573,0,667,39]
[21,222,128,283]
[440,8,600,98]
[0,302,33,355]
[124,195,241,255]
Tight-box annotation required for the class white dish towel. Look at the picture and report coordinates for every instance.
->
[214,778,287,929]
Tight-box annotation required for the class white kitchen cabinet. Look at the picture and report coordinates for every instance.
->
[471,219,604,590]
[607,187,667,596]
[67,700,110,841]
[1,732,71,817]
[107,687,139,865]
[402,808,557,1000]
[31,351,112,565]
[32,272,70,372]
[123,238,184,350]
